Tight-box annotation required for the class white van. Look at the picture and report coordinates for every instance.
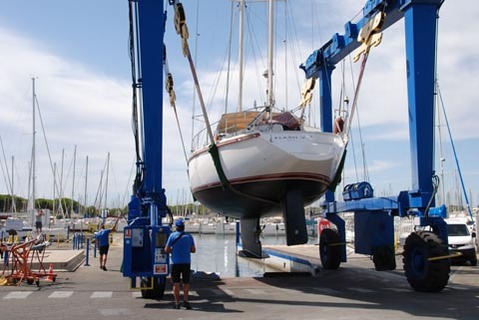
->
[446,218,477,266]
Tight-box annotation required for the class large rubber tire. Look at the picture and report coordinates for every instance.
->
[402,231,450,292]
[140,276,166,299]
[320,228,341,270]
[372,245,396,271]
[470,254,477,266]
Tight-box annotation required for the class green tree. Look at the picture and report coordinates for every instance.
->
[0,194,27,212]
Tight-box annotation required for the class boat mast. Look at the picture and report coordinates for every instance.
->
[60,148,65,215]
[84,155,88,216]
[436,85,446,205]
[32,77,36,216]
[238,0,245,112]
[71,145,77,216]
[12,156,15,212]
[53,163,56,216]
[104,152,110,212]
[267,0,274,113]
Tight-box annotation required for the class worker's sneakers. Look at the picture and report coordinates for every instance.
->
[173,303,181,309]
[183,301,192,310]
[102,266,108,271]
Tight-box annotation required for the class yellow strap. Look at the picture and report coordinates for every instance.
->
[428,252,462,261]
[328,242,347,247]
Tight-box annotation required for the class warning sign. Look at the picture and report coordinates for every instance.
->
[124,229,131,239]
[154,264,168,275]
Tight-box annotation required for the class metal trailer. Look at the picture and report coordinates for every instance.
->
[301,0,451,292]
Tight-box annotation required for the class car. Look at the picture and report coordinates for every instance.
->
[446,219,477,266]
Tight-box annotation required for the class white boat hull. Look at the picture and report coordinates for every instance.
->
[189,128,345,219]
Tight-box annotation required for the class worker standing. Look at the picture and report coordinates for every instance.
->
[95,217,120,271]
[35,210,44,233]
[165,219,196,310]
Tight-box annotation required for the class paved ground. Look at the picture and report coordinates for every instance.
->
[1,234,478,320]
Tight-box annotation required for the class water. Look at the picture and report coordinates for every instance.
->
[190,234,317,278]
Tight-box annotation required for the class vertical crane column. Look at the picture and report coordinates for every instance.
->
[319,65,335,204]
[137,0,165,206]
[123,0,171,299]
[319,64,347,262]
[403,0,441,202]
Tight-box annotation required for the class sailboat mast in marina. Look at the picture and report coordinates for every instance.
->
[183,0,347,257]
[31,77,37,222]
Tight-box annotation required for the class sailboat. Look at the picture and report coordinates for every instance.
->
[186,0,346,257]
[28,78,69,241]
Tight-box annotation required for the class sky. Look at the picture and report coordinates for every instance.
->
[0,0,478,211]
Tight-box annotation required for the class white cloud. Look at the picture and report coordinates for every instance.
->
[0,27,135,208]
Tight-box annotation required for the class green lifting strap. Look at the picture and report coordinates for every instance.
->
[209,143,230,190]
[328,150,347,192]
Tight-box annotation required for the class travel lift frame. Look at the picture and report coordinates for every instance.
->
[121,0,451,296]
[301,0,451,292]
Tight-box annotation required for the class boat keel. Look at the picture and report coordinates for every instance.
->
[238,217,265,258]
[282,189,308,246]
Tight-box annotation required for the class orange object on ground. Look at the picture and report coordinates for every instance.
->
[1,239,56,286]
[45,263,55,282]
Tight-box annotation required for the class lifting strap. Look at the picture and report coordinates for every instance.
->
[163,45,189,165]
[172,2,214,143]
[208,144,230,190]
[327,11,385,191]
[345,11,385,138]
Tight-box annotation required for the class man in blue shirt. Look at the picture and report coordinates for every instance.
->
[95,218,119,271]
[165,219,196,309]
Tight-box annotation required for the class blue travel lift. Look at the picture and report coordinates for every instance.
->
[121,0,172,299]
[301,0,451,292]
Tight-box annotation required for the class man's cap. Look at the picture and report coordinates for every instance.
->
[175,219,184,227]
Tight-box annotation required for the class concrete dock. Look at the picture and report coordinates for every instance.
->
[1,234,478,320]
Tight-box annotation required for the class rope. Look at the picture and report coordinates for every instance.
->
[163,50,189,165]
[344,10,385,138]
[437,82,474,222]
[345,51,369,138]
[172,3,214,144]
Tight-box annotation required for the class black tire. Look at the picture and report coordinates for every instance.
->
[402,231,450,292]
[372,245,396,271]
[470,254,477,266]
[319,228,341,270]
[140,276,166,299]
